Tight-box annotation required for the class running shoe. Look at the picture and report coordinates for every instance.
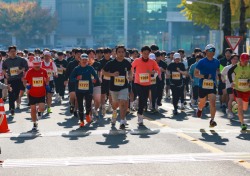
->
[241,124,247,131]
[47,107,52,113]
[209,119,217,127]
[137,113,144,126]
[79,121,85,127]
[150,108,158,114]
[10,109,15,116]
[86,115,92,123]
[119,124,126,130]
[16,104,20,110]
[196,109,202,118]
[37,112,43,120]
[173,109,178,115]
[227,112,234,119]
[93,109,99,118]
[32,122,38,131]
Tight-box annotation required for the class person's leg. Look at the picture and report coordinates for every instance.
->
[170,85,179,111]
[208,93,216,119]
[151,85,157,110]
[85,93,93,116]
[30,105,37,123]
[157,82,164,106]
[76,92,84,122]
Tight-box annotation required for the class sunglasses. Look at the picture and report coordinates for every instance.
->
[207,48,216,52]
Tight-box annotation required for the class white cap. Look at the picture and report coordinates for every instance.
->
[80,53,88,59]
[173,53,181,59]
[205,44,215,50]
[149,53,156,60]
[43,50,51,56]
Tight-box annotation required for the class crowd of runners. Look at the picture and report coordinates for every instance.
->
[0,44,249,131]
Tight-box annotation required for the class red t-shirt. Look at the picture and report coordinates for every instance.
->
[25,68,48,97]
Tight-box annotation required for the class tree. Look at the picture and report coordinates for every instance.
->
[0,1,57,47]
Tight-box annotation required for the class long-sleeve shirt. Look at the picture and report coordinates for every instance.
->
[132,58,161,86]
[189,62,199,86]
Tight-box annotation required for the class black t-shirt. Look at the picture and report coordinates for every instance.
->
[100,58,113,82]
[54,59,68,79]
[157,60,168,81]
[188,57,196,68]
[103,59,132,91]
[220,57,231,67]
[90,61,101,87]
[167,62,186,86]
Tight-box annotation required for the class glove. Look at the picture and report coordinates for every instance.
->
[45,85,51,92]
[26,84,31,90]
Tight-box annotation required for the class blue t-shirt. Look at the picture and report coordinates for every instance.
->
[70,65,99,94]
[189,62,199,86]
[196,57,220,87]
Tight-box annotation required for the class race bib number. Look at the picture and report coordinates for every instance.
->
[57,68,63,75]
[103,75,110,80]
[139,73,149,83]
[10,67,19,76]
[172,72,180,80]
[46,70,53,77]
[238,79,248,90]
[32,77,43,87]
[114,76,125,86]
[78,80,89,90]
[202,79,214,89]
[151,76,156,85]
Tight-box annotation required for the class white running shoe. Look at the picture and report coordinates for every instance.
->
[137,113,144,125]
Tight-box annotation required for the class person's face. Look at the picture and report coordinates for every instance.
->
[170,53,174,59]
[156,56,161,61]
[80,59,88,67]
[174,58,180,63]
[206,48,215,58]
[44,55,51,62]
[88,51,95,59]
[75,52,81,59]
[116,48,125,60]
[179,52,184,58]
[112,49,116,57]
[58,55,64,60]
[28,55,34,61]
[241,57,249,66]
[141,50,150,59]
[225,51,232,59]
[231,56,239,65]
[104,52,111,60]
[8,49,16,58]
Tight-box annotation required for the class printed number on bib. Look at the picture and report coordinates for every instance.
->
[103,75,110,80]
[202,79,214,89]
[114,76,125,86]
[238,79,248,90]
[57,68,63,75]
[139,73,149,83]
[47,70,53,77]
[78,80,89,90]
[172,72,180,80]
[32,77,43,87]
[10,67,19,76]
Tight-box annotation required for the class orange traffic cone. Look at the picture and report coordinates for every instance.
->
[0,98,9,133]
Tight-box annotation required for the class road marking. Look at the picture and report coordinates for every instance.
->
[0,128,249,138]
[144,117,250,170]
[1,152,250,168]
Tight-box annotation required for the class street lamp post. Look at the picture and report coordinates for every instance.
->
[186,0,223,54]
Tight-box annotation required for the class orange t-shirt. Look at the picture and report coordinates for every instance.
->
[132,58,161,86]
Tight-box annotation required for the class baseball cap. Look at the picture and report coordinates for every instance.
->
[43,50,51,56]
[80,53,88,59]
[149,53,156,60]
[173,53,181,59]
[205,44,215,51]
[240,53,249,62]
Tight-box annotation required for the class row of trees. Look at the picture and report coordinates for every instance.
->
[179,0,250,54]
[0,1,57,47]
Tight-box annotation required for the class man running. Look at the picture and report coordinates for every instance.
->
[228,53,250,130]
[195,44,220,127]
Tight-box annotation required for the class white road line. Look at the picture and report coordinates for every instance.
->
[2,152,250,168]
[0,128,249,138]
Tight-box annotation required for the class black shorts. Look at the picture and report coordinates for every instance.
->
[165,78,170,86]
[227,88,233,95]
[192,85,199,100]
[29,95,45,105]
[47,81,55,94]
[101,80,110,94]
[199,86,217,99]
[218,82,226,95]
[68,82,75,93]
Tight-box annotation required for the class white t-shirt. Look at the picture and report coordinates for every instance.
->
[221,64,235,89]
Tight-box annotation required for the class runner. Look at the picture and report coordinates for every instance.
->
[54,51,68,103]
[103,45,132,129]
[165,51,174,99]
[194,44,220,127]
[41,50,58,113]
[24,57,49,131]
[167,53,187,115]
[132,46,161,125]
[95,48,103,62]
[70,53,99,127]
[2,46,28,116]
[65,48,81,117]
[228,53,250,130]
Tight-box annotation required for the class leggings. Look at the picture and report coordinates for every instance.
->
[170,85,184,111]
[76,92,93,121]
[135,84,150,115]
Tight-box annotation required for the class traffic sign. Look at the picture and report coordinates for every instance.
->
[225,36,243,50]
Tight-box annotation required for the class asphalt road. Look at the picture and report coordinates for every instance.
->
[0,93,250,176]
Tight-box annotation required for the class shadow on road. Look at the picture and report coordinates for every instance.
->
[199,129,229,145]
[10,130,40,144]
[236,131,250,141]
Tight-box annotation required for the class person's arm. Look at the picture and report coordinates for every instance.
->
[52,62,58,76]
[177,64,187,76]
[189,65,194,80]
[102,62,119,77]
[70,67,78,82]
[153,61,161,80]
[228,65,237,84]
[131,59,138,75]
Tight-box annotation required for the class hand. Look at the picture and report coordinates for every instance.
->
[17,69,23,74]
[64,80,68,86]
[76,75,82,80]
[45,85,51,92]
[176,67,180,72]
[204,74,211,79]
[26,84,31,90]
[113,72,119,77]
[92,79,96,84]
[8,84,12,92]
[128,75,133,81]
[99,78,102,83]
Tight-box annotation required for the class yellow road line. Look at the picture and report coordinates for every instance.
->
[145,116,250,170]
